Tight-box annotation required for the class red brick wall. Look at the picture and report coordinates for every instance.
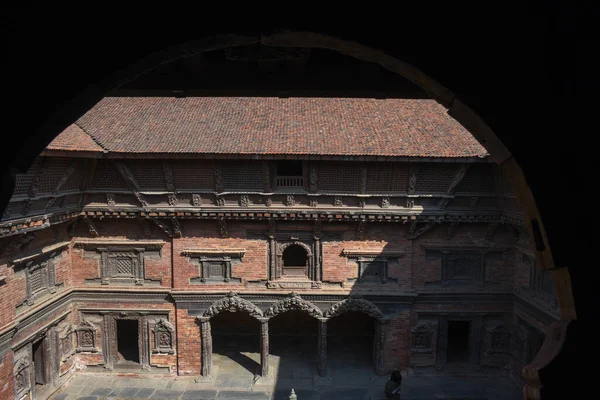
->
[70,219,173,288]
[0,226,72,329]
[175,308,200,376]
[0,352,14,400]
[384,311,411,372]
[173,220,269,288]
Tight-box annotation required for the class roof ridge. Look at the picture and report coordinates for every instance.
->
[74,121,107,152]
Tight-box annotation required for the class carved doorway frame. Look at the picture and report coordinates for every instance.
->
[104,314,150,371]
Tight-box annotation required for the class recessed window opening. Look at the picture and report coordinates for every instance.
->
[283,245,308,267]
[276,161,303,188]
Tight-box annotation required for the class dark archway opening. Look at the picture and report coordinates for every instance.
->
[327,311,375,369]
[210,311,260,375]
[447,321,470,364]
[270,311,318,377]
[116,319,140,364]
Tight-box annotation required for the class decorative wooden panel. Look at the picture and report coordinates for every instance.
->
[454,164,497,194]
[173,160,215,190]
[90,160,129,189]
[415,164,459,194]
[318,162,361,193]
[222,161,263,191]
[366,162,409,193]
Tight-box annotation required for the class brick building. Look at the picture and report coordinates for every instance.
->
[0,95,557,399]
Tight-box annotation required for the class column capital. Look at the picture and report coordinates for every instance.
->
[257,317,270,323]
[317,317,329,323]
[196,316,211,324]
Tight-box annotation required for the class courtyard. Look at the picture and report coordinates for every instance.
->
[52,350,522,400]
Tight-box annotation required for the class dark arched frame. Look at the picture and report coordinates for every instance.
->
[0,24,581,398]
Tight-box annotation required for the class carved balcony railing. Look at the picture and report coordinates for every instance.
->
[276,176,304,188]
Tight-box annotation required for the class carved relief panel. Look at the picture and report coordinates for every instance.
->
[151,318,175,354]
[59,325,76,362]
[75,320,98,353]
[409,320,438,368]
[484,323,511,355]
[13,358,31,400]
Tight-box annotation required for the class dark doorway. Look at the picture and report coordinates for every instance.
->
[32,338,46,386]
[270,311,318,374]
[282,245,308,277]
[446,320,470,363]
[210,311,260,375]
[327,311,375,368]
[116,320,140,364]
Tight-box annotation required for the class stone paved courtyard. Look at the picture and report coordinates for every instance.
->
[52,351,522,400]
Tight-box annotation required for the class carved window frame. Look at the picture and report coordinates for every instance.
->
[24,257,57,306]
[342,249,405,284]
[276,241,313,279]
[410,323,435,354]
[484,323,511,355]
[182,249,245,284]
[75,321,98,353]
[75,240,164,286]
[152,318,175,354]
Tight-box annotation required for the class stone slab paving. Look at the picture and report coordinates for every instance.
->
[51,353,521,400]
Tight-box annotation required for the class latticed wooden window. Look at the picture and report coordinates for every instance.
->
[90,160,129,189]
[447,254,481,280]
[60,160,85,191]
[222,161,263,191]
[12,158,41,197]
[318,162,361,193]
[206,262,226,279]
[36,158,72,194]
[366,163,409,193]
[415,164,460,194]
[173,160,215,190]
[127,160,167,190]
[454,164,497,194]
[29,267,45,294]
[114,258,134,276]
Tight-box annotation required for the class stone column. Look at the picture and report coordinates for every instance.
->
[374,318,388,376]
[269,236,276,280]
[313,236,321,283]
[318,318,328,377]
[258,318,269,377]
[198,317,212,377]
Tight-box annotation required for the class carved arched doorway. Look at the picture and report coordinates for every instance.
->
[281,243,309,277]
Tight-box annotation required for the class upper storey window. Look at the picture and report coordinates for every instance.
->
[276,161,304,189]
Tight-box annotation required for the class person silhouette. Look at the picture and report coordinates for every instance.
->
[384,369,403,399]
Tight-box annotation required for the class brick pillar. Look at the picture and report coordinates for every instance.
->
[374,318,388,376]
[318,317,328,377]
[258,318,269,377]
[198,317,212,377]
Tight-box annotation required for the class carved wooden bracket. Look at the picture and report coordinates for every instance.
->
[408,222,436,240]
[44,162,76,211]
[115,162,148,207]
[151,219,173,238]
[83,218,99,237]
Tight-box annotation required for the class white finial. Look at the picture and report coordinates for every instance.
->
[289,388,297,400]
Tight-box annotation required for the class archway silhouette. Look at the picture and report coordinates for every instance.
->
[0,28,579,399]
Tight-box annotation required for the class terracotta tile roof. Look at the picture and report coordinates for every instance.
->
[47,123,104,152]
[53,97,488,158]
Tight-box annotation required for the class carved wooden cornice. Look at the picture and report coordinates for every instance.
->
[420,243,509,252]
[10,241,70,266]
[181,249,246,258]
[342,249,406,258]
[73,239,165,249]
